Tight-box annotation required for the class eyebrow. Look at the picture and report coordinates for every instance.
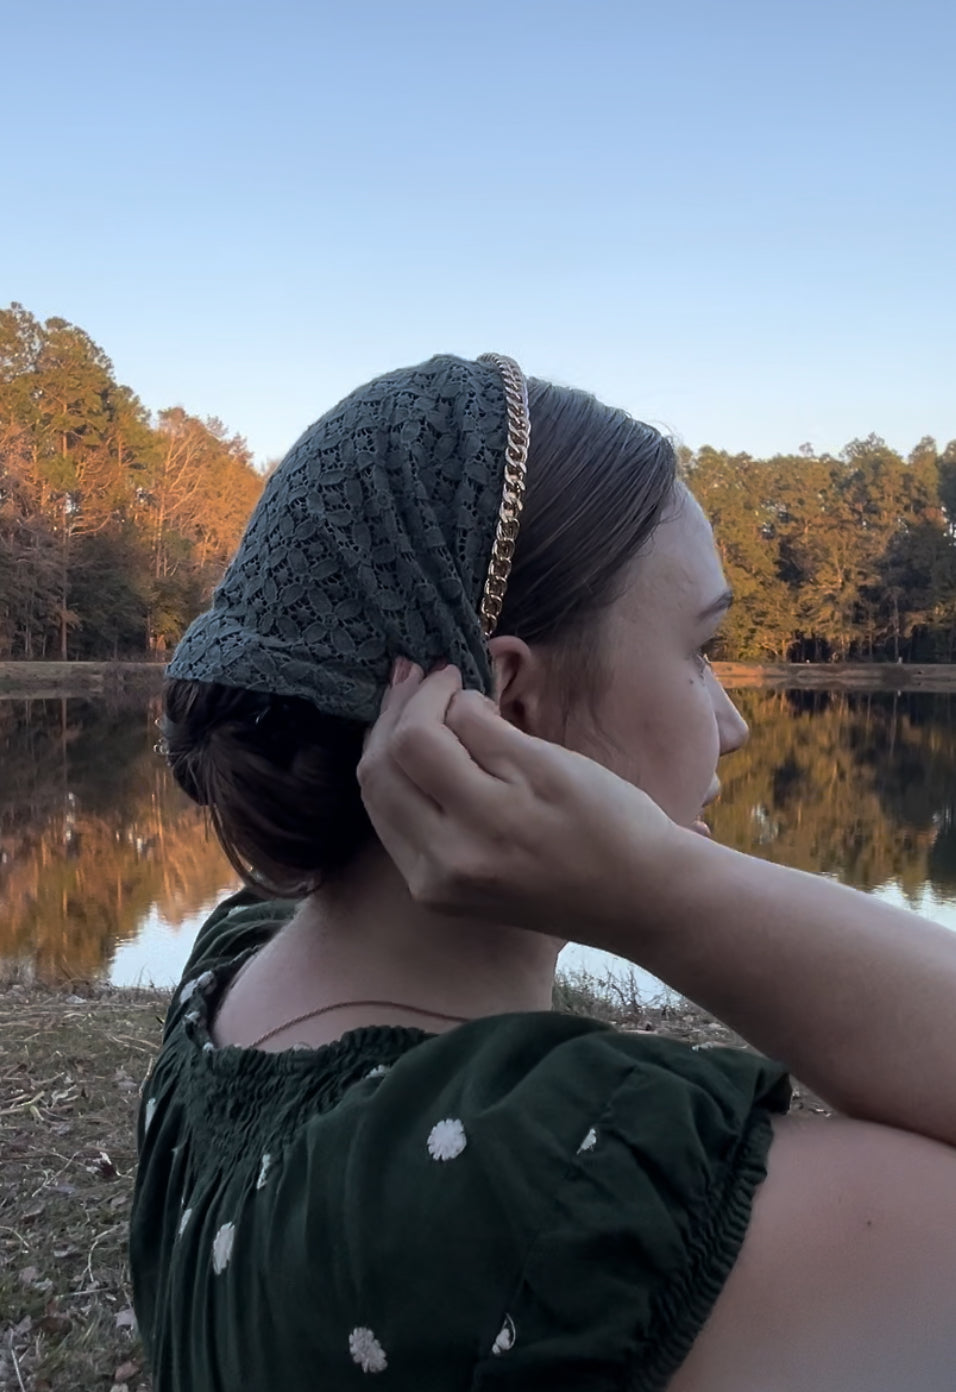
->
[697,589,734,622]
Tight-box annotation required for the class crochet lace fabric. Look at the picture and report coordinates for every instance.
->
[166,355,508,723]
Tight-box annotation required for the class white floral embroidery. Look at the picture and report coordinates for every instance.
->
[349,1326,387,1373]
[196,969,216,993]
[203,1041,215,1052]
[184,1009,201,1025]
[211,1222,236,1274]
[577,1126,597,1153]
[366,1064,390,1079]
[256,1153,272,1190]
[144,1097,157,1135]
[179,978,199,1006]
[492,1314,516,1355]
[177,1207,193,1238]
[427,1117,467,1161]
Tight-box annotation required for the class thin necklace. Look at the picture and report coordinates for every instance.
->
[248,999,470,1050]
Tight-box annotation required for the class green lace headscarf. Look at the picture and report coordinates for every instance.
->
[166,354,522,723]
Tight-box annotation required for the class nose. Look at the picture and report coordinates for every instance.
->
[711,673,749,755]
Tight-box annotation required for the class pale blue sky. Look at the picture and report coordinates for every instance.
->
[3,0,953,466]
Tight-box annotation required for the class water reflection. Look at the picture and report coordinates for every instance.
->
[0,696,237,985]
[709,689,956,899]
[1,689,955,988]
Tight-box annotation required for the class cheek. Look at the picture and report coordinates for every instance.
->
[571,668,719,822]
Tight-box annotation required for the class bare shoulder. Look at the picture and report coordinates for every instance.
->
[669,1113,956,1392]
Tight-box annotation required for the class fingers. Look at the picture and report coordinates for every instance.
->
[368,661,563,801]
[445,689,565,797]
[359,754,447,877]
[391,674,503,816]
[362,662,503,819]
[358,665,447,879]
[361,658,430,757]
[359,661,505,900]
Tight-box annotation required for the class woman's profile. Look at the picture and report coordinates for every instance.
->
[133,353,956,1391]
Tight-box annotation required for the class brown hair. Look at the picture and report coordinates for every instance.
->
[162,378,676,896]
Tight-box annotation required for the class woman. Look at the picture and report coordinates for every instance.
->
[134,354,956,1391]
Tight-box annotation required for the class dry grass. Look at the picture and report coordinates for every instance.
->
[0,663,163,698]
[0,983,169,1391]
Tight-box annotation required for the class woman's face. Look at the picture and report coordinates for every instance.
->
[560,486,748,829]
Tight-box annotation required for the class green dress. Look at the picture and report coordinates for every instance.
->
[130,891,791,1391]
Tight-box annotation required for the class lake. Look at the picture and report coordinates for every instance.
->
[3,687,956,992]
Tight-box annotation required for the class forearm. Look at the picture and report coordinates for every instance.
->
[600,830,956,1147]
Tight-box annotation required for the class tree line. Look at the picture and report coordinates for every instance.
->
[2,302,954,663]
[687,435,956,662]
[0,303,263,660]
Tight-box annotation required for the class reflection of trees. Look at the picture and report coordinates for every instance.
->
[5,690,956,980]
[0,696,237,982]
[711,689,956,902]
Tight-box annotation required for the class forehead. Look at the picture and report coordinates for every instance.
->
[621,488,726,621]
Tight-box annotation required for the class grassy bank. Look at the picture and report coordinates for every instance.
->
[1,972,829,1390]
[0,663,164,699]
[4,659,956,698]
[713,660,956,690]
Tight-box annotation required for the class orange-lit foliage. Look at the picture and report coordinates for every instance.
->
[0,697,237,983]
[0,303,264,661]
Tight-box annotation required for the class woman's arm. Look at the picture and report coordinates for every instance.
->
[669,1114,956,1392]
[358,665,956,1147]
[617,828,956,1147]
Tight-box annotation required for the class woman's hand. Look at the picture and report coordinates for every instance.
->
[357,662,686,943]
[360,662,956,1152]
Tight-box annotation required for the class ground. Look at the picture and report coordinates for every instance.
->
[0,985,166,1392]
[0,975,829,1391]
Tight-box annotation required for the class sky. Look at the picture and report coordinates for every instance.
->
[2,0,954,468]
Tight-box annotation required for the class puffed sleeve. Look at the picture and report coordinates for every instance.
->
[272,1012,791,1390]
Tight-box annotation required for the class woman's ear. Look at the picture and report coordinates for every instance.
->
[485,635,548,736]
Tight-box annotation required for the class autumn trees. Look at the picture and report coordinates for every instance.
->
[687,434,956,662]
[0,304,262,660]
[2,300,954,664]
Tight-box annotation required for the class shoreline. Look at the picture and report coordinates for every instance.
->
[0,661,164,698]
[713,661,956,690]
[4,658,956,696]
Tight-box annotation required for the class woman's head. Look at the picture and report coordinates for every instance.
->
[492,484,749,831]
[162,360,743,894]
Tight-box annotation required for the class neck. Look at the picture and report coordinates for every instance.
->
[289,846,561,1021]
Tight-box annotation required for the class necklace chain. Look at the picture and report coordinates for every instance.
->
[247,999,470,1050]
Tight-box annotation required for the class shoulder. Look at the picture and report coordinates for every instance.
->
[347,1013,790,1168]
[144,889,298,1103]
[669,1113,956,1392]
[280,1017,791,1386]
[178,888,298,986]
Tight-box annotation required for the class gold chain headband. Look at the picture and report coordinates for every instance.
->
[476,353,530,638]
